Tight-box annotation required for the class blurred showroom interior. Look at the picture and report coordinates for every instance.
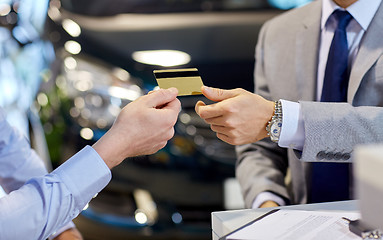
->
[0,0,310,239]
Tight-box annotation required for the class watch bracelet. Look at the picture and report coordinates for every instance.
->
[266,100,283,137]
[273,100,282,120]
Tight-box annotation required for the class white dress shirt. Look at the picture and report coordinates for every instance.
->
[253,0,382,208]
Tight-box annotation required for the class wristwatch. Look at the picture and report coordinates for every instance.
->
[266,100,282,143]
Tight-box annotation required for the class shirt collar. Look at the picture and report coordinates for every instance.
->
[321,0,382,31]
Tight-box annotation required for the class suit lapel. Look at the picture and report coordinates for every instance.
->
[295,0,322,101]
[348,2,383,102]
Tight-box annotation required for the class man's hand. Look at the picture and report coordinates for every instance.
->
[195,86,275,145]
[259,201,279,208]
[53,228,83,240]
[93,88,181,169]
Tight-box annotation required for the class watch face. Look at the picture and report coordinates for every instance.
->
[270,120,282,140]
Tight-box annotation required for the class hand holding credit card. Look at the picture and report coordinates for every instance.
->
[153,68,204,96]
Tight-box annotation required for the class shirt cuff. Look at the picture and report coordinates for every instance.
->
[252,191,286,209]
[54,145,112,214]
[278,100,305,151]
[48,221,75,240]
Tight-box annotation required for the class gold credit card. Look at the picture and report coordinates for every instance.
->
[153,68,204,96]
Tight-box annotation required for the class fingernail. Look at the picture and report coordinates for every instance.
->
[168,87,178,95]
[203,86,212,93]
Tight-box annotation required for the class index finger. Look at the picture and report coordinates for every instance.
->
[144,88,178,108]
[160,98,181,113]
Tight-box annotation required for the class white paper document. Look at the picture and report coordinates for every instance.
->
[225,209,361,240]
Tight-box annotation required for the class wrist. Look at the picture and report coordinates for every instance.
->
[259,100,276,140]
[92,130,126,169]
[266,100,283,143]
[252,191,286,209]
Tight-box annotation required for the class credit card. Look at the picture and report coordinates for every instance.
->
[153,68,204,96]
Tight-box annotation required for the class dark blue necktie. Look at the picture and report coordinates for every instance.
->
[310,10,353,203]
[321,10,353,102]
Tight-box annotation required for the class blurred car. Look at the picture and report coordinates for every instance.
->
[0,0,54,170]
[39,0,290,239]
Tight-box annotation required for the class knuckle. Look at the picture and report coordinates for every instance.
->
[175,99,181,109]
[170,114,178,124]
[231,138,240,145]
[160,141,168,149]
[217,88,225,97]
[158,89,168,99]
[162,115,177,128]
[235,88,245,94]
[219,135,234,145]
[223,118,235,128]
[225,135,238,145]
[161,128,174,141]
[216,132,223,140]
[221,104,236,114]
[227,140,235,145]
[168,128,175,139]
[227,129,236,137]
[227,119,235,128]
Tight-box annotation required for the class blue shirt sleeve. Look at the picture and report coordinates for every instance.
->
[0,109,48,192]
[0,109,112,240]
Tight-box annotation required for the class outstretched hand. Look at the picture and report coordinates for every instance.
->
[195,86,274,145]
[93,88,181,168]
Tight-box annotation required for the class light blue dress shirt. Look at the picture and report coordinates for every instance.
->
[0,108,111,239]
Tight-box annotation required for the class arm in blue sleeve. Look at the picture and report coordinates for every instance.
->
[0,109,48,192]
[0,146,111,240]
[0,109,83,238]
[0,110,111,240]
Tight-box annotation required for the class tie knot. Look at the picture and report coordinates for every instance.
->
[332,10,353,31]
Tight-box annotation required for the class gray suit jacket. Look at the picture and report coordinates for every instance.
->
[236,0,383,207]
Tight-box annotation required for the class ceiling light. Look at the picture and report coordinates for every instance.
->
[135,211,148,225]
[132,50,191,67]
[0,4,11,16]
[62,19,81,37]
[64,40,81,55]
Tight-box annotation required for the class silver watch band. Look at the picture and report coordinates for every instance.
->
[266,100,283,143]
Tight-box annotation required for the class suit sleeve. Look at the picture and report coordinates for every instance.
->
[236,140,289,208]
[235,21,291,208]
[300,101,383,162]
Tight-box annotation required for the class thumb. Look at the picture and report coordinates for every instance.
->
[195,100,206,116]
[144,87,178,108]
[202,86,238,102]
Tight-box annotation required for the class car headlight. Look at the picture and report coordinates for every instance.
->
[56,53,145,136]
